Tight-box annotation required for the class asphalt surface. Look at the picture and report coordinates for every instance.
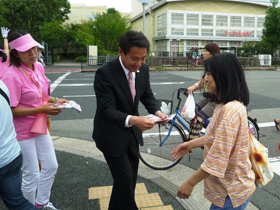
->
[1,60,279,210]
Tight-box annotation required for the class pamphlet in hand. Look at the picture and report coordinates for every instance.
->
[145,114,175,122]
[52,100,82,113]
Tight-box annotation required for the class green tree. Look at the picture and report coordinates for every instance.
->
[262,1,280,52]
[72,21,96,54]
[41,21,75,55]
[0,0,70,39]
[93,8,132,55]
[240,41,273,57]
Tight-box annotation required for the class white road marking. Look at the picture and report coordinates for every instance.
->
[51,72,71,92]
[257,122,274,128]
[151,82,185,85]
[58,82,185,87]
[63,95,95,98]
[59,84,93,87]
[268,156,280,176]
[64,78,93,80]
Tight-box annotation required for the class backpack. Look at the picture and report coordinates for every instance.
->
[0,88,10,105]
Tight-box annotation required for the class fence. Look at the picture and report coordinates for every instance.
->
[81,56,271,70]
[81,55,118,70]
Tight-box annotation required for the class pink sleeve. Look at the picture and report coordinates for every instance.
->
[2,76,22,107]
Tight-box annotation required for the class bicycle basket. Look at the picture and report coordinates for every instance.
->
[157,99,173,115]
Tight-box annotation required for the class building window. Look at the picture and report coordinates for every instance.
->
[186,40,199,47]
[187,14,199,25]
[216,15,228,27]
[257,17,265,28]
[247,30,255,37]
[187,28,198,36]
[171,28,184,35]
[215,41,227,47]
[216,29,225,37]
[230,41,242,47]
[201,29,213,36]
[244,17,255,27]
[157,28,167,36]
[257,31,262,39]
[230,16,241,27]
[157,15,162,28]
[202,15,213,26]
[157,13,167,36]
[172,13,184,25]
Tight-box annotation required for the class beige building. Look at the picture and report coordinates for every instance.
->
[130,0,275,56]
[66,4,130,24]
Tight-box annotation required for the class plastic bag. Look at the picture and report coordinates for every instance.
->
[192,55,195,59]
[181,94,195,120]
[160,101,171,115]
[249,133,274,187]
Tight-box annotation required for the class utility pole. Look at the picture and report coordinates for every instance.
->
[138,0,153,35]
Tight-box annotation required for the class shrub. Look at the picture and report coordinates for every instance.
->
[74,55,87,63]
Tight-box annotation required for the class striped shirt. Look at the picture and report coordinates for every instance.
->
[201,100,256,208]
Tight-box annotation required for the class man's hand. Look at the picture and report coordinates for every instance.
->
[129,116,156,131]
[277,140,280,153]
[154,110,169,124]
[1,27,10,38]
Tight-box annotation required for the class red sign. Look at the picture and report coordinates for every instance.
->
[224,31,252,37]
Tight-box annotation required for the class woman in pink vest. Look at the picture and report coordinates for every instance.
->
[0,27,10,79]
[2,30,67,210]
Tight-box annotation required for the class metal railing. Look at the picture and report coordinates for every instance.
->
[81,56,117,70]
[81,56,271,70]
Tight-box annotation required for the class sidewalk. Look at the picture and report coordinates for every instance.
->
[48,136,259,210]
[41,59,260,210]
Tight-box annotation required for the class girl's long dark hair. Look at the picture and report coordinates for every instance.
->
[204,53,249,106]
[0,44,7,62]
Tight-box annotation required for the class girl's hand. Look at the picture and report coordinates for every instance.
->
[187,86,195,94]
[171,142,192,160]
[54,98,68,104]
[177,179,194,199]
[40,103,62,115]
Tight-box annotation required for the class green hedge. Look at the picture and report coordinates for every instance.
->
[74,55,87,63]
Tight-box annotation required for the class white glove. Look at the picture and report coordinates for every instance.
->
[1,27,10,38]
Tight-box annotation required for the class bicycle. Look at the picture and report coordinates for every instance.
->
[139,88,260,170]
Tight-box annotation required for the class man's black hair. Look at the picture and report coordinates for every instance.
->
[119,30,150,55]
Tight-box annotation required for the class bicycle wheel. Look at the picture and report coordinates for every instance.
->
[139,121,186,170]
[248,116,259,140]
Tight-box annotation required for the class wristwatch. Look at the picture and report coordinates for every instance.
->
[194,83,198,87]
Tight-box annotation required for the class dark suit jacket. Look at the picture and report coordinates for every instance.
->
[92,57,160,157]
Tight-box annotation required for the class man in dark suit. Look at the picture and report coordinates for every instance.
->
[92,30,167,210]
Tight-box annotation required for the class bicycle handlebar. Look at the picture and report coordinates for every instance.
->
[176,88,188,110]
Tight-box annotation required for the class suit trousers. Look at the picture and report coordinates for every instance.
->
[104,135,139,210]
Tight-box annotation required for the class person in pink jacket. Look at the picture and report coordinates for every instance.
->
[0,27,10,79]
[2,30,67,210]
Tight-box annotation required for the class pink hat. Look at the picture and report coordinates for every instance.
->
[9,34,40,52]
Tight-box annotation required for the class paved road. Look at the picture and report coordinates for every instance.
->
[45,70,280,210]
[1,68,279,209]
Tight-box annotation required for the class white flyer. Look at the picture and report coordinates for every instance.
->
[145,114,175,122]
[52,100,82,113]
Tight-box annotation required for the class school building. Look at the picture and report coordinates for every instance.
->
[130,0,274,57]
